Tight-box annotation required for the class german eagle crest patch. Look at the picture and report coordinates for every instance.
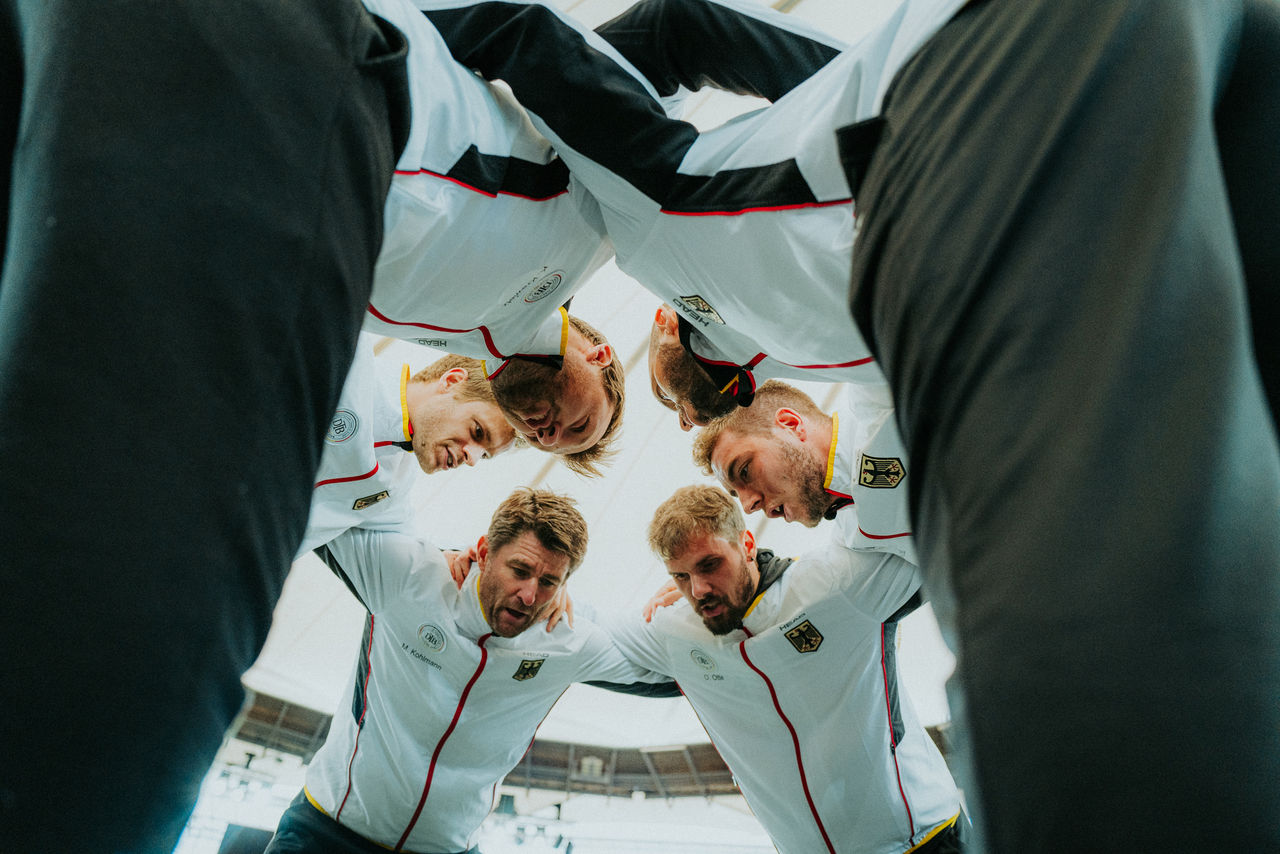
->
[784,620,824,654]
[512,659,546,681]
[859,454,905,488]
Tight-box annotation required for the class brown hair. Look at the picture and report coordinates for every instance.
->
[560,315,625,478]
[647,485,745,563]
[411,353,494,404]
[691,380,825,475]
[486,487,589,572]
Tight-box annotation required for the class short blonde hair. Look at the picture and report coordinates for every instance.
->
[412,353,494,404]
[647,485,745,563]
[561,315,625,478]
[691,380,825,475]
[486,487,589,572]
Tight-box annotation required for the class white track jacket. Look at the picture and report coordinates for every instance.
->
[304,527,665,852]
[609,543,960,854]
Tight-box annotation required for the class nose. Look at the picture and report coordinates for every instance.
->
[678,412,694,432]
[535,425,558,447]
[515,578,537,606]
[738,489,763,514]
[690,575,712,600]
[462,442,482,466]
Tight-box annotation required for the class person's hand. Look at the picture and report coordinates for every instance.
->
[642,579,681,621]
[542,584,574,631]
[442,544,478,589]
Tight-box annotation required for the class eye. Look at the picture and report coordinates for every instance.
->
[571,420,589,435]
[539,577,559,588]
[670,573,689,583]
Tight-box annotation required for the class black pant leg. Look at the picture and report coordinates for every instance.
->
[1217,0,1280,429]
[847,0,1280,850]
[0,2,407,850]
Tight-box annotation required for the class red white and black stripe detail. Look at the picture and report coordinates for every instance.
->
[422,0,843,212]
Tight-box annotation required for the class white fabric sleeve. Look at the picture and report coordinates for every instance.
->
[322,527,441,614]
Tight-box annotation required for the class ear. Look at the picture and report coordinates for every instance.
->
[585,342,614,368]
[774,408,806,441]
[475,535,489,571]
[741,528,756,561]
[438,367,469,391]
[653,303,680,338]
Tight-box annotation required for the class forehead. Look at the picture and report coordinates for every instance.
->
[558,376,613,454]
[668,531,735,571]
[710,429,771,482]
[491,529,570,576]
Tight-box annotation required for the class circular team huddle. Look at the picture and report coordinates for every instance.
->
[5,0,1275,851]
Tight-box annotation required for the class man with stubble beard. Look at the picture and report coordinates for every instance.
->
[693,380,915,563]
[608,485,966,854]
[266,487,668,854]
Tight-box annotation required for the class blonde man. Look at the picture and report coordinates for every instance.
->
[298,332,517,556]
[268,488,668,854]
[487,313,625,478]
[693,380,914,563]
[612,485,966,854]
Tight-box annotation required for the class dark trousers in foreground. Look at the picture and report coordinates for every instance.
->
[0,2,408,850]
[265,792,481,854]
[846,0,1280,850]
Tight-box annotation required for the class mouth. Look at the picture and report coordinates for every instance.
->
[436,446,456,471]
[768,503,787,522]
[520,406,552,430]
[497,606,532,634]
[698,600,725,619]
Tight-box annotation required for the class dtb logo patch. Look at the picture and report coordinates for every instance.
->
[859,454,905,488]
[352,490,389,511]
[524,271,565,303]
[512,659,546,681]
[325,409,359,444]
[784,620,824,654]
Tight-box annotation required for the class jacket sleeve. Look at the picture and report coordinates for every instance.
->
[418,0,696,204]
[572,617,676,688]
[811,537,923,623]
[315,527,434,613]
[594,0,846,102]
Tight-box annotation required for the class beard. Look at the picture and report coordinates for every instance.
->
[655,341,738,423]
[779,438,833,527]
[477,573,541,638]
[410,407,447,473]
[696,560,758,635]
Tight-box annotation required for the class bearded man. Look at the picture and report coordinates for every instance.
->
[267,487,670,854]
[610,485,967,854]
[693,380,914,563]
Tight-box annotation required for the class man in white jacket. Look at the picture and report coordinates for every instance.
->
[297,333,517,557]
[692,380,914,564]
[266,487,669,853]
[613,485,965,854]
